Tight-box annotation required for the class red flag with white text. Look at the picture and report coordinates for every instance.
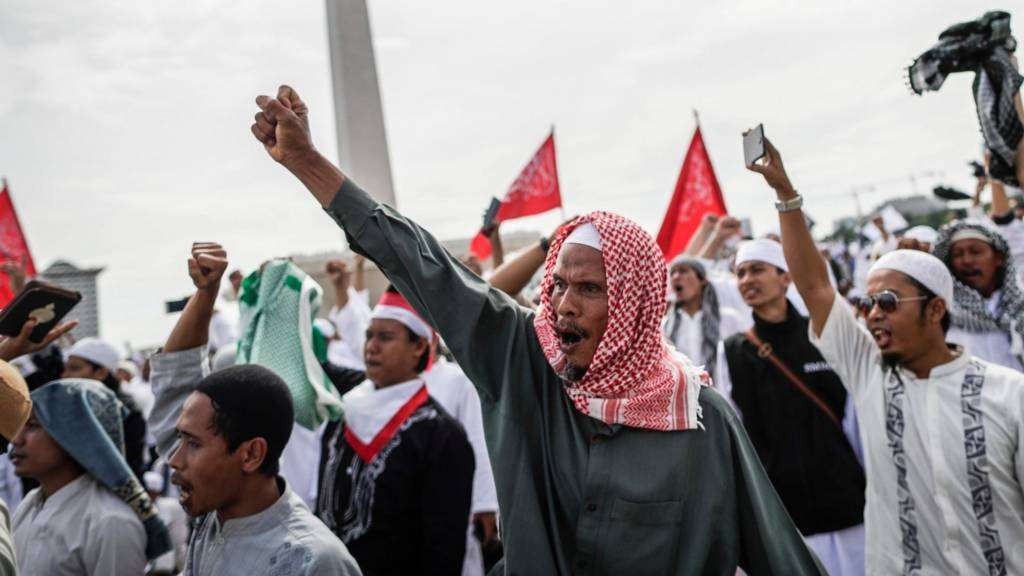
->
[656,127,727,259]
[470,132,562,259]
[496,132,562,221]
[0,180,37,306]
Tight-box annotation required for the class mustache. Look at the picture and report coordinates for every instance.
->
[556,320,588,338]
[169,472,192,490]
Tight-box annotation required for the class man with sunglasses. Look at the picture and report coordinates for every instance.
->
[713,238,866,576]
[750,138,1024,575]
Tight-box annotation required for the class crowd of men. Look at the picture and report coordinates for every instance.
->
[0,71,1021,575]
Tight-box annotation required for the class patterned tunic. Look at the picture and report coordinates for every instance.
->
[811,297,1024,575]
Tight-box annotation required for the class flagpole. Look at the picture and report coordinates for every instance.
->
[551,123,567,222]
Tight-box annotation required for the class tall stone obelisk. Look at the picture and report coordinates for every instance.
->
[324,0,397,206]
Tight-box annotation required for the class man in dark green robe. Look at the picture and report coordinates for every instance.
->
[250,85,825,575]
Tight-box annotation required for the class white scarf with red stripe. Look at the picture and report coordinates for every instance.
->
[534,212,708,431]
[342,379,428,462]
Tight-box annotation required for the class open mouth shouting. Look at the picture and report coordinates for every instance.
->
[556,323,588,355]
[170,473,195,513]
[871,326,892,349]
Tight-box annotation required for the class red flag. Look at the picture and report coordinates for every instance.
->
[0,180,37,306]
[496,132,562,221]
[469,231,492,260]
[656,127,727,259]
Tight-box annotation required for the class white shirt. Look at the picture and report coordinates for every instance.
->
[121,377,156,420]
[946,289,1024,372]
[327,287,372,371]
[278,422,326,510]
[810,297,1024,575]
[664,306,751,367]
[150,495,189,574]
[423,359,499,515]
[13,474,147,576]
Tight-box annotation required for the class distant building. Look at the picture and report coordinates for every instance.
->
[38,260,104,338]
[291,230,541,314]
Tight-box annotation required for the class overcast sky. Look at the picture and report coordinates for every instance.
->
[0,1,997,346]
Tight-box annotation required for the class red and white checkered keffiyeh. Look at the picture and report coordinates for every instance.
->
[534,212,709,431]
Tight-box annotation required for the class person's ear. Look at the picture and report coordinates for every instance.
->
[928,298,947,327]
[238,437,269,474]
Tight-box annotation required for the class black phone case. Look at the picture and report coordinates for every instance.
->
[0,280,82,343]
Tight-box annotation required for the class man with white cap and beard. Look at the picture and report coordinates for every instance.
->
[63,337,149,479]
[752,137,1024,575]
[252,84,824,574]
[714,238,866,576]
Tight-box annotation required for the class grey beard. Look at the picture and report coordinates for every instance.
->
[560,362,588,383]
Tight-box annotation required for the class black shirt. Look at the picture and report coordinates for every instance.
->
[315,367,475,576]
[723,301,865,536]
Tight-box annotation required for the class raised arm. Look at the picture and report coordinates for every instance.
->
[150,243,227,458]
[489,240,546,298]
[682,213,719,256]
[252,86,533,404]
[487,222,505,268]
[697,216,741,261]
[747,138,835,335]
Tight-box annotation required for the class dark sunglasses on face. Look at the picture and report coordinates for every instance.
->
[855,290,928,315]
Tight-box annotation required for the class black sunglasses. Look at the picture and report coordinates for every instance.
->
[855,290,928,315]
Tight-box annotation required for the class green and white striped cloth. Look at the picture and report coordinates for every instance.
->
[236,260,343,429]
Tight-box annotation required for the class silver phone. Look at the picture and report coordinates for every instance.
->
[743,124,766,166]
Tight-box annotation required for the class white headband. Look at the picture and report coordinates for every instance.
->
[564,223,603,251]
[903,225,938,246]
[949,229,993,245]
[735,239,788,272]
[372,306,433,340]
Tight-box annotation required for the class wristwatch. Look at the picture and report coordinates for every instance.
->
[774,194,803,213]
[539,236,551,253]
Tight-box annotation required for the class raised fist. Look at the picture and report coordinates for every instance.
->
[252,85,315,166]
[188,242,228,292]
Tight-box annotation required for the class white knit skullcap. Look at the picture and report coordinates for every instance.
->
[903,225,938,246]
[735,239,788,272]
[564,223,603,252]
[869,249,954,305]
[68,338,121,373]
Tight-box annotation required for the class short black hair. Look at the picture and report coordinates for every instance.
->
[907,277,951,334]
[195,364,294,476]
[82,359,122,392]
[405,327,430,373]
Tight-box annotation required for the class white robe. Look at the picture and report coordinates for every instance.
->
[13,475,146,576]
[811,297,1024,575]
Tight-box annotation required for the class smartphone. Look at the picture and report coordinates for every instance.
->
[482,197,502,232]
[0,280,82,343]
[743,124,766,166]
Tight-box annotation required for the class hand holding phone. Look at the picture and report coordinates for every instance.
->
[744,129,795,194]
[743,124,766,167]
[481,198,502,235]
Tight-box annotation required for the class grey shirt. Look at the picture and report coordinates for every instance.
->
[149,346,362,576]
[324,178,824,575]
